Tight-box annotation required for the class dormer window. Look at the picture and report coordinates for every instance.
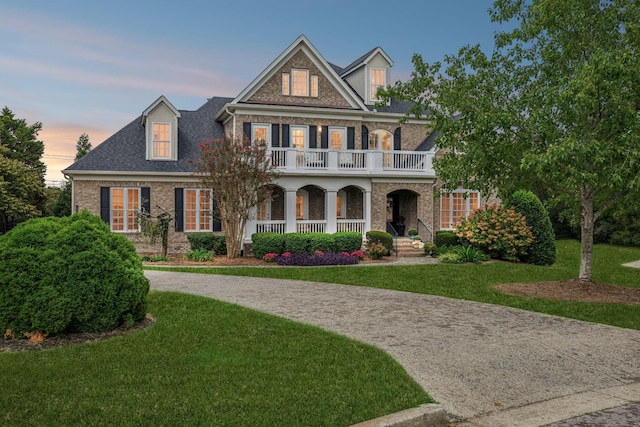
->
[152,123,171,159]
[370,68,386,101]
[282,69,318,97]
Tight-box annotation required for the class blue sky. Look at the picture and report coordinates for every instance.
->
[1,0,503,183]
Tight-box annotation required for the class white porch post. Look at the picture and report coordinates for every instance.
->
[246,206,257,241]
[326,190,337,234]
[285,189,297,233]
[364,189,372,235]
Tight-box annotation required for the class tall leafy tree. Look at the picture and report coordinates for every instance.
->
[0,107,46,231]
[75,133,92,160]
[380,0,640,282]
[194,136,279,258]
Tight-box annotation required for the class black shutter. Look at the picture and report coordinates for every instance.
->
[321,126,329,149]
[243,122,251,141]
[174,188,184,232]
[100,187,110,224]
[282,124,290,147]
[141,187,151,215]
[213,202,222,232]
[394,127,401,150]
[271,124,279,147]
[361,125,369,149]
[347,127,355,150]
[309,125,317,148]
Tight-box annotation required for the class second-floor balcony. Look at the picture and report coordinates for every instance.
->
[269,148,435,176]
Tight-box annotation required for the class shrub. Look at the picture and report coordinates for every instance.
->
[275,252,359,266]
[251,232,286,258]
[435,230,458,247]
[423,243,438,256]
[407,228,418,237]
[438,252,464,264]
[141,255,169,262]
[333,232,363,253]
[184,248,214,262]
[366,242,388,260]
[262,253,278,263]
[438,245,490,263]
[308,233,336,253]
[187,233,227,255]
[0,211,149,337]
[456,205,533,262]
[507,190,556,266]
[350,250,365,260]
[366,231,393,254]
[284,232,310,254]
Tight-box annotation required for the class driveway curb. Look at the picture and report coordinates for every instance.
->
[350,404,451,427]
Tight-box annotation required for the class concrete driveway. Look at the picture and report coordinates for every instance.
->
[145,270,640,426]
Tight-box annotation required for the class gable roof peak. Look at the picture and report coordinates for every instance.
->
[340,46,394,77]
[141,95,181,124]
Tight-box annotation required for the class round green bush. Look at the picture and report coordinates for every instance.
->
[507,190,557,266]
[365,231,393,253]
[333,232,363,253]
[0,211,149,336]
[435,230,458,247]
[307,232,336,253]
[251,232,286,258]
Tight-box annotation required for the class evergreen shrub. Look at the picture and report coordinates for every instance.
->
[507,190,556,265]
[251,232,286,258]
[365,231,393,254]
[333,232,363,253]
[187,233,227,255]
[435,230,458,247]
[0,211,149,336]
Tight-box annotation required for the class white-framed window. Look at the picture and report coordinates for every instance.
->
[111,188,140,232]
[257,199,270,221]
[152,123,171,159]
[369,129,392,150]
[282,72,290,95]
[292,69,309,96]
[310,75,318,97]
[184,189,212,232]
[329,127,346,150]
[296,189,308,220]
[251,124,271,144]
[336,190,347,219]
[370,68,386,101]
[290,125,308,148]
[440,190,480,229]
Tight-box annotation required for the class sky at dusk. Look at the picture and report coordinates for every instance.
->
[1,0,504,184]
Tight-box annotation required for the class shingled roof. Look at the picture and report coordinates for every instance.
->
[64,96,232,174]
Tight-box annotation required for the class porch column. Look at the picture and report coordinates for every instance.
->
[326,190,337,234]
[364,189,372,235]
[245,206,257,241]
[285,189,297,233]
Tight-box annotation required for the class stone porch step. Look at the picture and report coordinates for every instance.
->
[393,238,426,257]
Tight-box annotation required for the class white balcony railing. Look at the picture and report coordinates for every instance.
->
[269,148,434,175]
[336,219,366,234]
[296,220,326,233]
[256,220,286,234]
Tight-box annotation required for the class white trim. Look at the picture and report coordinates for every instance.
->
[369,68,387,103]
[110,187,140,233]
[141,95,181,121]
[151,122,172,160]
[328,126,346,150]
[291,68,309,97]
[184,188,213,232]
[290,125,308,148]
[340,47,394,79]
[251,123,271,144]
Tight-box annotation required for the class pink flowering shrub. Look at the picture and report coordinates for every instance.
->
[455,204,533,262]
[350,250,365,260]
[262,253,278,263]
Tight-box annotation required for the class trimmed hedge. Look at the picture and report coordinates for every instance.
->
[507,190,556,266]
[365,231,393,253]
[187,233,227,255]
[435,230,458,247]
[251,231,363,258]
[333,232,364,253]
[0,211,149,336]
[251,232,286,258]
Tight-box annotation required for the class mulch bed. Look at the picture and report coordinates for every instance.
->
[493,280,640,305]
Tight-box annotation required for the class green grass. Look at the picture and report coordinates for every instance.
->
[148,240,640,330]
[0,292,430,426]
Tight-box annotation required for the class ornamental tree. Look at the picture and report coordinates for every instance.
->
[194,136,279,258]
[379,0,640,282]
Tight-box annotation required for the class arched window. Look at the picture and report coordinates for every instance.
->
[296,189,309,220]
[369,129,392,151]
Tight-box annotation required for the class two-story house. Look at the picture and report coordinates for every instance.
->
[64,35,483,254]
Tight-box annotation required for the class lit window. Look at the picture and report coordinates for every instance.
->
[257,200,269,221]
[329,127,345,150]
[184,189,212,232]
[296,189,308,220]
[252,124,270,144]
[369,129,392,150]
[291,126,307,148]
[310,75,318,97]
[153,123,171,158]
[440,190,480,229]
[292,69,309,96]
[111,188,139,232]
[370,69,386,101]
[336,190,346,219]
[282,73,290,95]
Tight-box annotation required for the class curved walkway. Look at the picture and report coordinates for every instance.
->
[145,270,640,426]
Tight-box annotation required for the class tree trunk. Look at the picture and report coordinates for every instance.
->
[579,188,595,283]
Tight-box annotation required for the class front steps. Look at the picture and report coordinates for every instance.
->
[393,237,426,257]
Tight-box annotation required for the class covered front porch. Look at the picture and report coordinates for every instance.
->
[245,181,371,240]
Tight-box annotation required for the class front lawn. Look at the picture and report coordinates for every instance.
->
[148,240,640,330]
[0,292,430,426]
